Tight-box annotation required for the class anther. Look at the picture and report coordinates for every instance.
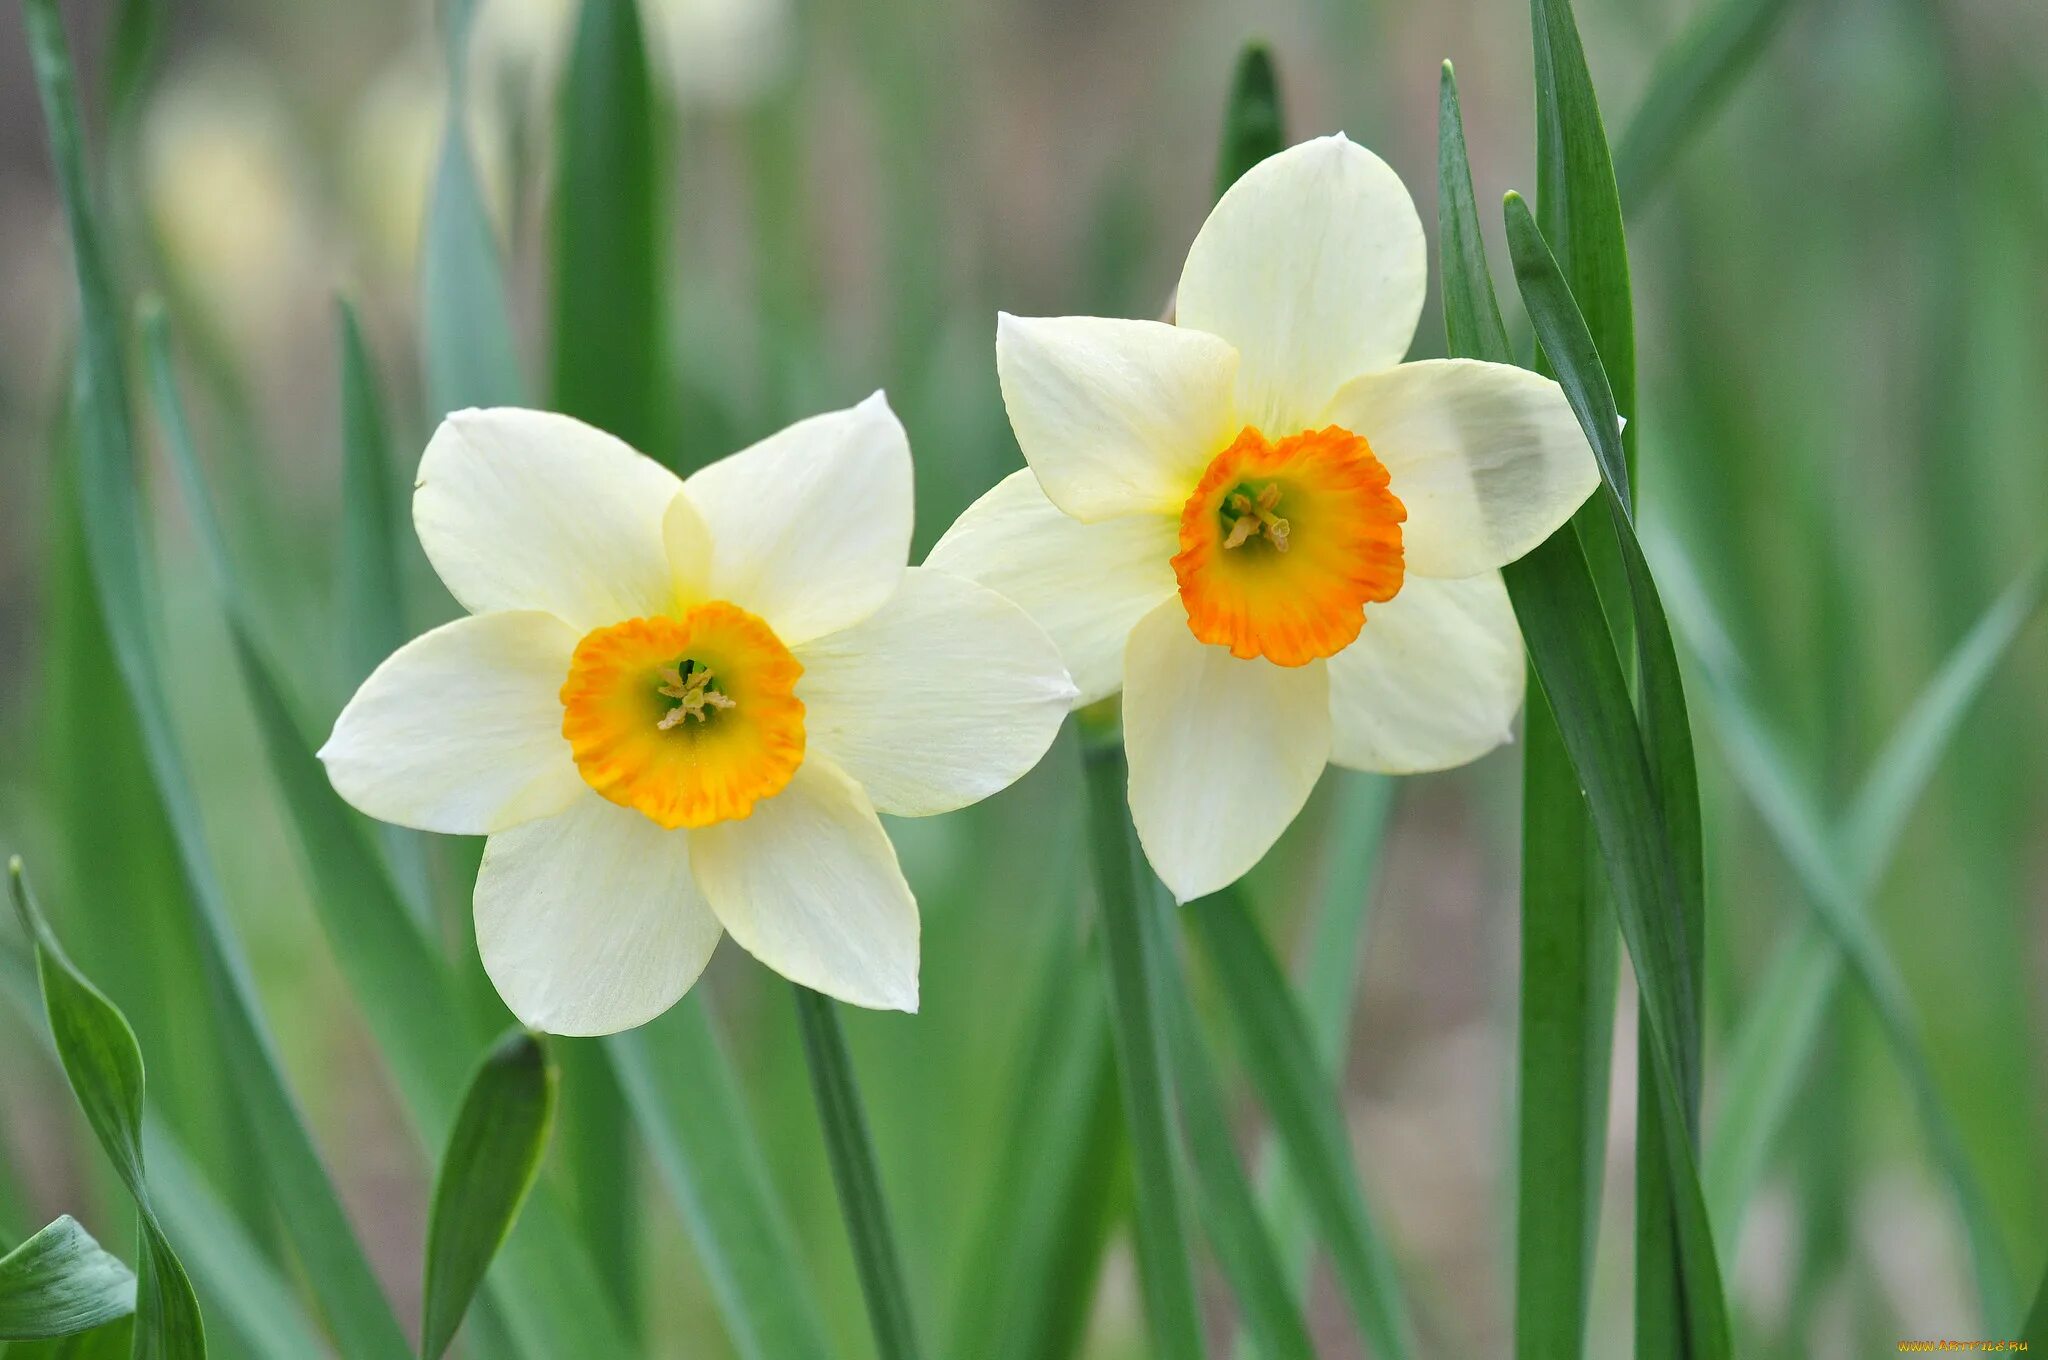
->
[656,663,736,730]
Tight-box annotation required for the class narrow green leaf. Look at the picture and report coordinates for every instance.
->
[1190,895,1417,1360]
[421,0,524,417]
[1504,191,1727,1360]
[0,1219,134,1341]
[422,1030,558,1360]
[1215,43,1283,198]
[2023,1259,2048,1348]
[8,863,203,1360]
[552,0,666,458]
[608,1005,836,1360]
[947,914,1117,1360]
[792,987,924,1360]
[1151,906,1315,1360]
[335,298,409,688]
[0,934,325,1359]
[1696,557,2046,1244]
[1438,64,1614,1359]
[144,309,632,1360]
[1682,589,2023,1325]
[1613,0,1798,210]
[1247,771,1394,1346]
[1079,732,1206,1359]
[23,6,411,1351]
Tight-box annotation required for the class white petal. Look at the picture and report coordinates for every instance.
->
[1176,134,1426,432]
[475,793,722,1035]
[682,392,912,645]
[414,408,683,630]
[1323,359,1599,578]
[663,486,714,603]
[797,568,1076,817]
[690,760,918,1011]
[320,611,583,835]
[924,469,1177,705]
[995,313,1238,521]
[1122,602,1330,902]
[1326,572,1526,773]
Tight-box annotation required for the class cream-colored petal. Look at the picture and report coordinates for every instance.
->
[1323,359,1599,577]
[663,487,714,605]
[681,391,912,646]
[414,407,683,630]
[690,760,918,1011]
[319,611,583,835]
[1122,602,1331,903]
[924,469,1178,705]
[796,568,1076,817]
[474,793,722,1036]
[1176,134,1426,432]
[995,312,1238,521]
[1326,572,1525,773]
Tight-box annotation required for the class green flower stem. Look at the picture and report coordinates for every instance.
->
[791,984,923,1360]
[1077,717,1207,1358]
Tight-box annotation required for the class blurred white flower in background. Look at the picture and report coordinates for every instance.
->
[472,0,795,111]
[143,54,321,355]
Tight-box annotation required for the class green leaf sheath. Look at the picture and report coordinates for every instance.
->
[421,1030,560,1360]
[8,865,205,1360]
[1439,62,1614,1360]
[1079,737,1207,1360]
[792,986,925,1360]
[1191,896,1417,1360]
[1216,43,1284,198]
[0,1218,135,1341]
[552,0,667,460]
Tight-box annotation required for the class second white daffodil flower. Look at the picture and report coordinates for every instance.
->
[322,395,1075,1033]
[930,135,1599,903]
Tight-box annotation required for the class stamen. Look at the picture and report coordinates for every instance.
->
[1222,482,1291,553]
[655,662,736,730]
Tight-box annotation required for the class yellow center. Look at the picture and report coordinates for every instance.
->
[1172,424,1407,666]
[560,602,805,829]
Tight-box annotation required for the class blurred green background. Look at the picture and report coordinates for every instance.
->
[1,0,2044,1355]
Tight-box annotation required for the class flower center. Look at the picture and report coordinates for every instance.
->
[560,603,805,829]
[1171,424,1407,666]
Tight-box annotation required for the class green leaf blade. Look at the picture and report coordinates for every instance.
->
[0,1218,135,1342]
[552,0,666,459]
[1216,43,1284,198]
[421,1030,559,1360]
[8,864,204,1360]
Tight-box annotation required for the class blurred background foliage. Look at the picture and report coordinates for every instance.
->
[0,0,2043,1355]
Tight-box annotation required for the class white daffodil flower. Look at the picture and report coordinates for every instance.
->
[929,135,1600,904]
[321,394,1075,1033]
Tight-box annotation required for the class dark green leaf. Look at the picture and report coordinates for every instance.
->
[1438,65,1615,1359]
[608,1006,836,1360]
[335,299,409,688]
[792,988,923,1360]
[2024,1259,2048,1348]
[1215,43,1283,198]
[552,0,667,459]
[421,1030,558,1360]
[1079,733,1206,1359]
[0,1218,134,1341]
[8,863,203,1360]
[1190,894,1416,1360]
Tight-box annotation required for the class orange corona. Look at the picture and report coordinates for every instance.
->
[1171,424,1406,666]
[560,603,805,828]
